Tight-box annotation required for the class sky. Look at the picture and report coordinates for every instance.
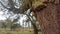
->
[0,11,6,20]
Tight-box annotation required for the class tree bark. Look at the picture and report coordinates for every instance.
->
[31,22,38,34]
[32,2,60,34]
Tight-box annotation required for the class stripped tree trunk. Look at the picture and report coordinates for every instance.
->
[32,2,60,34]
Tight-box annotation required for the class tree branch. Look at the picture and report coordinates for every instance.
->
[0,0,18,14]
[17,0,32,13]
[0,1,11,10]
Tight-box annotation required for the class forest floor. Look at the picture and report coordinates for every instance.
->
[0,28,42,34]
[0,31,42,34]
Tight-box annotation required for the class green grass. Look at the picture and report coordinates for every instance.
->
[0,31,42,34]
[38,32,42,34]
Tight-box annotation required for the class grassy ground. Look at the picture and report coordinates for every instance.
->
[0,28,42,34]
[0,31,42,34]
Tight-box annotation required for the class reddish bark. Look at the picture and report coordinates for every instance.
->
[33,3,60,34]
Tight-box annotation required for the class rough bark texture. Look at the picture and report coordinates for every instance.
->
[32,2,60,34]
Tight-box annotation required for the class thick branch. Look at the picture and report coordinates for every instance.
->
[17,0,32,13]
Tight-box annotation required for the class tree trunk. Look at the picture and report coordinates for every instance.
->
[31,22,38,34]
[33,2,60,34]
